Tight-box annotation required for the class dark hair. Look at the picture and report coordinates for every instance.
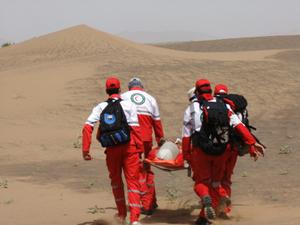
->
[215,93,227,98]
[200,89,212,94]
[196,88,212,94]
[106,88,120,95]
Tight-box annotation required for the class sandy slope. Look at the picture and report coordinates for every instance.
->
[0,25,299,225]
[155,35,300,52]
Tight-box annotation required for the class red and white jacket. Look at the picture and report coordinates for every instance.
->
[82,94,143,153]
[181,97,256,160]
[121,88,164,144]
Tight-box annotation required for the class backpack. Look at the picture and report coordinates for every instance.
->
[222,94,256,156]
[192,99,231,156]
[224,94,249,127]
[96,99,130,147]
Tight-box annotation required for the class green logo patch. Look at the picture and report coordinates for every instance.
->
[131,93,146,105]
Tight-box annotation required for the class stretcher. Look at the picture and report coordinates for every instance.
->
[143,140,187,172]
[145,161,187,172]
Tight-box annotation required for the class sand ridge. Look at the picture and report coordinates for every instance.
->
[0,25,291,72]
[155,35,300,52]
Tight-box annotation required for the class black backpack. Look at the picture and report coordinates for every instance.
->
[192,99,230,156]
[97,99,130,147]
[224,94,249,128]
[222,94,264,155]
[226,94,247,113]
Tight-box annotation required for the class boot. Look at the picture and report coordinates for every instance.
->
[141,207,154,216]
[141,201,158,215]
[195,217,211,225]
[216,196,231,219]
[202,196,216,220]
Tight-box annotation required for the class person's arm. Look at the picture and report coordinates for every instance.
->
[82,104,102,160]
[82,124,93,160]
[151,98,164,145]
[228,108,265,160]
[181,106,192,163]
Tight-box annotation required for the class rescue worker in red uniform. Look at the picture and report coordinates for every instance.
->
[122,77,164,215]
[214,84,238,199]
[213,84,264,218]
[182,79,265,225]
[82,77,144,225]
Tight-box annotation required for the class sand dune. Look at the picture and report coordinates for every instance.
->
[270,49,300,63]
[0,25,147,70]
[0,25,299,225]
[0,25,290,72]
[155,35,300,52]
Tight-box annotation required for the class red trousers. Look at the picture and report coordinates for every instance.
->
[139,141,156,210]
[190,146,230,216]
[106,144,141,223]
[222,146,238,197]
[209,145,238,214]
[191,146,229,198]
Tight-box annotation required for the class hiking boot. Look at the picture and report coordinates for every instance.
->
[195,217,212,225]
[202,196,216,220]
[218,211,231,220]
[141,207,154,215]
[141,202,158,215]
[216,196,231,218]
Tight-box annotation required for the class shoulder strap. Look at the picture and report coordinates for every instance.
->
[100,99,122,119]
[198,99,205,107]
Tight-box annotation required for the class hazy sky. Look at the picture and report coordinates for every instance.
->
[1,0,300,43]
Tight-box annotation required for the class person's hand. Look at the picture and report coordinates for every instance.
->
[82,152,92,161]
[254,142,265,156]
[249,143,265,161]
[158,137,166,147]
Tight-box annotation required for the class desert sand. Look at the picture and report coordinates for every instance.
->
[0,25,299,225]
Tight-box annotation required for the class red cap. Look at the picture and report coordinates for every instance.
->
[106,77,120,89]
[214,84,228,95]
[195,79,211,91]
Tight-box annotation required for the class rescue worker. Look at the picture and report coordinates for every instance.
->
[182,79,265,225]
[214,84,264,218]
[214,84,238,199]
[81,77,143,225]
[214,84,228,98]
[122,77,165,215]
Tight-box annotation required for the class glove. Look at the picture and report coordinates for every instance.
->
[82,152,92,161]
